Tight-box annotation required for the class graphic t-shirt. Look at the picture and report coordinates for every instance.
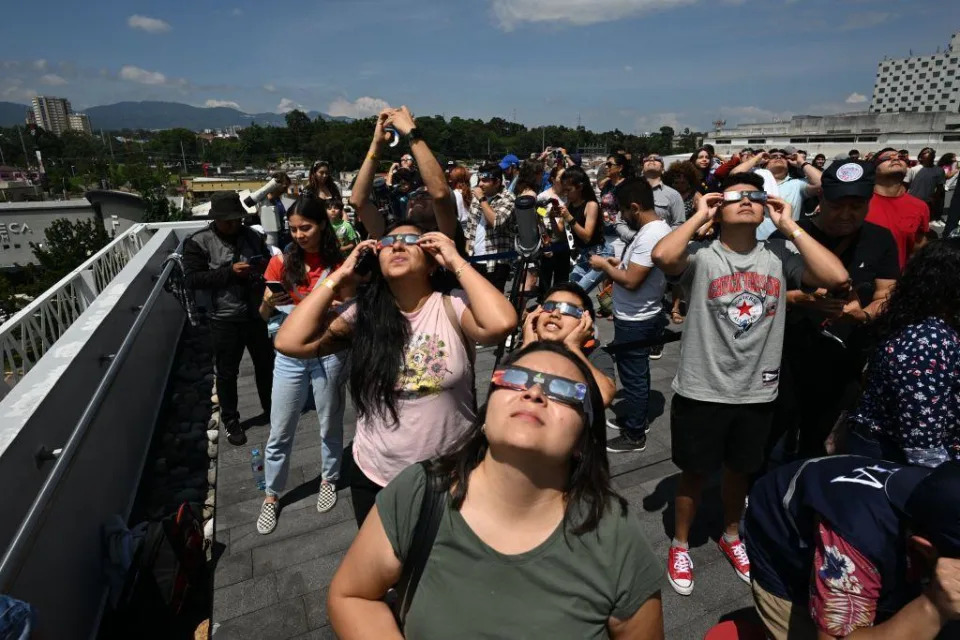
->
[339,291,476,487]
[671,239,804,403]
[331,219,358,252]
[263,251,337,304]
[377,463,663,640]
[613,220,671,322]
[866,192,930,269]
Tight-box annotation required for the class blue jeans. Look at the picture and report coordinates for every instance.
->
[570,243,614,293]
[613,315,666,437]
[265,350,348,496]
[0,595,33,640]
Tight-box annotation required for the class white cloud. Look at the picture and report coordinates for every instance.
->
[127,15,171,33]
[32,59,47,71]
[231,8,243,16]
[39,74,67,86]
[276,97,304,113]
[327,96,391,119]
[718,105,793,124]
[119,65,167,85]
[491,0,696,30]
[0,80,37,103]
[839,11,892,31]
[263,83,277,92]
[845,92,867,104]
[633,112,685,133]
[624,65,633,72]
[205,99,241,109]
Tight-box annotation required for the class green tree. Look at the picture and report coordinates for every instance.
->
[30,218,110,285]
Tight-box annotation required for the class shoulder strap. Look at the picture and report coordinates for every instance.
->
[393,462,445,631]
[442,294,475,366]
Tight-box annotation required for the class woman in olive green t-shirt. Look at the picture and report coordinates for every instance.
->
[328,341,664,639]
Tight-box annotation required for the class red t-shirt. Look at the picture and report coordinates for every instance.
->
[866,192,929,270]
[263,252,337,304]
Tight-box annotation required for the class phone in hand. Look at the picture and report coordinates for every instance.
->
[265,281,286,294]
[354,248,377,276]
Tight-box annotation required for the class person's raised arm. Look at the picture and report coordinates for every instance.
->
[652,193,721,276]
[387,106,457,239]
[730,152,766,175]
[351,110,395,239]
[274,240,376,358]
[417,232,517,345]
[562,201,600,243]
[792,155,823,196]
[766,196,849,290]
[327,506,405,640]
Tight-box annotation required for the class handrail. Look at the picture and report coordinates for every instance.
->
[0,258,175,591]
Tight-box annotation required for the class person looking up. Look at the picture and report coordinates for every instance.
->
[732,148,822,240]
[537,166,571,296]
[907,147,947,221]
[275,225,517,525]
[642,154,685,230]
[386,153,416,187]
[663,161,702,221]
[590,178,672,452]
[522,282,616,407]
[652,172,848,596]
[866,148,931,270]
[562,166,612,293]
[846,238,960,467]
[327,341,666,640]
[464,163,517,292]
[183,192,274,447]
[255,197,350,534]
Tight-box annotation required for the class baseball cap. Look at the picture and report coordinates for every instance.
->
[499,154,520,170]
[821,160,875,200]
[569,153,582,166]
[885,461,960,556]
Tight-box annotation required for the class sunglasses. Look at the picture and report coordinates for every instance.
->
[491,366,591,416]
[378,233,421,248]
[478,172,497,181]
[604,161,616,167]
[876,152,900,164]
[768,154,786,160]
[723,190,768,204]
[542,300,584,319]
[644,156,664,163]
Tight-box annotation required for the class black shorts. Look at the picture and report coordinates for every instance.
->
[670,394,775,475]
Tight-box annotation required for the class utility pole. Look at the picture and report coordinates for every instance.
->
[107,133,115,163]
[0,141,5,165]
[541,127,545,151]
[17,126,29,168]
[180,140,188,175]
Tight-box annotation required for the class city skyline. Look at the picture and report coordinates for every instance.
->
[1,0,958,132]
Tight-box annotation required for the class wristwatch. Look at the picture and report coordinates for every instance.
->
[407,127,423,142]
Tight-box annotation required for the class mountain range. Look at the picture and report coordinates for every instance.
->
[0,100,351,131]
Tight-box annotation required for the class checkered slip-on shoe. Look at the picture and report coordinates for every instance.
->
[316,481,338,514]
[256,501,278,535]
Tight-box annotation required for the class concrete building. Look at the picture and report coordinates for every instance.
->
[30,96,72,136]
[871,33,960,114]
[67,113,92,135]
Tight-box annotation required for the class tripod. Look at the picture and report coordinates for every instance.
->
[493,254,538,367]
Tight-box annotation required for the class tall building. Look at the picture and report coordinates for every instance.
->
[68,113,92,135]
[30,96,72,135]
[871,33,960,114]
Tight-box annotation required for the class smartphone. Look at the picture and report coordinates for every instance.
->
[265,281,286,294]
[246,254,265,265]
[354,248,377,276]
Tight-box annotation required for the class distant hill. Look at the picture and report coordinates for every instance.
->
[0,100,350,131]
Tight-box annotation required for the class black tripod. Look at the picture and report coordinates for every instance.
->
[493,253,539,367]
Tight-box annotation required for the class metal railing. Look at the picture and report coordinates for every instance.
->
[0,225,153,388]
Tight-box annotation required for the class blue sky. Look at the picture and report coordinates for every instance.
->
[1,0,958,131]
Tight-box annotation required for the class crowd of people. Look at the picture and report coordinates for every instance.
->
[177,107,960,639]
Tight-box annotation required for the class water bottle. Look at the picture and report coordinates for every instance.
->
[251,448,266,491]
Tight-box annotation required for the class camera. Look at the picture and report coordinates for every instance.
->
[371,176,402,227]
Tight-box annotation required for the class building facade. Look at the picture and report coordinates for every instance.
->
[871,33,960,114]
[31,96,72,136]
[68,113,92,135]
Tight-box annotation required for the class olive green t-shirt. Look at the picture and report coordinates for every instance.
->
[377,464,663,639]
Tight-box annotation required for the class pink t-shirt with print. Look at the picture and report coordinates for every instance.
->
[339,290,476,487]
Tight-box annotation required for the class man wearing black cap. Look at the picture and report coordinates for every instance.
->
[183,191,275,446]
[745,457,960,640]
[772,160,899,459]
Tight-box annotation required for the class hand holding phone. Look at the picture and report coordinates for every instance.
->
[265,281,286,294]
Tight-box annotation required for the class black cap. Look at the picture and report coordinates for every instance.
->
[886,461,960,556]
[209,191,247,220]
[821,160,875,201]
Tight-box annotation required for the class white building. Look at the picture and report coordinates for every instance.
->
[871,33,960,114]
[31,96,72,136]
[68,113,92,135]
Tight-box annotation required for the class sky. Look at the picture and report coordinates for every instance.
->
[1,0,958,132]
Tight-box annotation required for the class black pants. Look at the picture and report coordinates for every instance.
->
[538,251,571,300]
[209,318,274,424]
[475,263,511,293]
[350,460,385,527]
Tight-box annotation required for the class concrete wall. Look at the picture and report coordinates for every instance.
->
[0,206,97,268]
[0,226,201,639]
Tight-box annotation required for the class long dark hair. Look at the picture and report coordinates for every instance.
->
[515,159,544,195]
[428,341,627,535]
[560,166,598,204]
[308,160,342,202]
[282,197,342,292]
[873,238,960,341]
[349,222,440,423]
[608,153,635,180]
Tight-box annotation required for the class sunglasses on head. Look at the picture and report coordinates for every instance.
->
[378,233,421,249]
[491,366,591,417]
[723,190,768,204]
[478,172,496,181]
[542,300,584,319]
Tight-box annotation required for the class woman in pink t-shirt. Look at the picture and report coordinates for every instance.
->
[276,223,517,524]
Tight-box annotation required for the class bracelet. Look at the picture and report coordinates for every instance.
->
[454,262,468,279]
[790,228,805,240]
[322,278,338,290]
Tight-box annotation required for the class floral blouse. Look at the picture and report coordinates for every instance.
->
[850,317,960,465]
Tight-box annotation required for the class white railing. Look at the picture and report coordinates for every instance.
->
[0,225,153,388]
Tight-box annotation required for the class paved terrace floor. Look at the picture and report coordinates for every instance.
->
[209,316,756,639]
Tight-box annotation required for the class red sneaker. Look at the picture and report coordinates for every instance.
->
[667,546,694,595]
[718,537,750,584]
